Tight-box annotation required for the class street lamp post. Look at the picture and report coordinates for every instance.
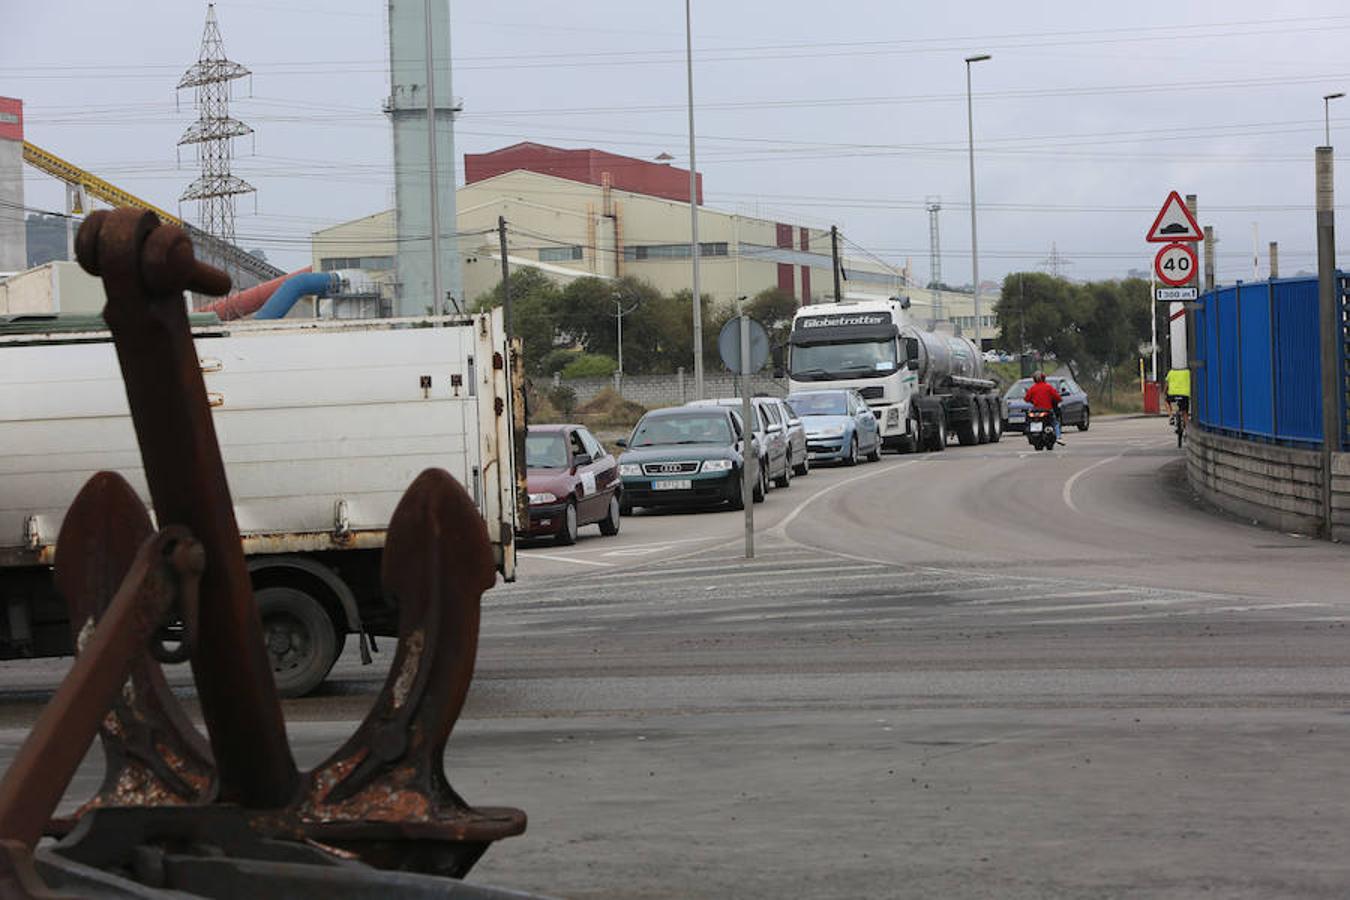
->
[685,0,704,399]
[1324,92,1345,146]
[613,291,642,378]
[965,53,991,350]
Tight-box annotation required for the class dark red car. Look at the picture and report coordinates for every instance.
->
[522,424,622,544]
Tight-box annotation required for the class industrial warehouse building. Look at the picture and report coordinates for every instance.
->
[311,142,990,330]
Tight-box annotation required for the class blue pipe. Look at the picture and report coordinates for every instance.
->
[254,272,337,320]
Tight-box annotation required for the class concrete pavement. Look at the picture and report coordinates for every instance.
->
[4,416,1350,898]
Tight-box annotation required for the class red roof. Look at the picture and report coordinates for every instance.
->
[464,142,702,205]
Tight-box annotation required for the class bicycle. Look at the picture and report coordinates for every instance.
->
[1167,396,1189,448]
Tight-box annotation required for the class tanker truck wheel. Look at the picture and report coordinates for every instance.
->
[956,400,979,446]
[257,586,342,698]
[988,400,1003,443]
[975,402,989,444]
[927,407,947,452]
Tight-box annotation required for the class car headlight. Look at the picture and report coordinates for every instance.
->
[528,491,557,504]
[818,425,846,437]
[701,458,734,473]
[618,464,641,477]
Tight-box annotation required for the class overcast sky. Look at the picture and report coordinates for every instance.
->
[5,0,1349,284]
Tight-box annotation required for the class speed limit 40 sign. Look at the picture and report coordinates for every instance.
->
[1154,241,1197,287]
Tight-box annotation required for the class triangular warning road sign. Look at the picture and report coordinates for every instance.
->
[1146,190,1202,243]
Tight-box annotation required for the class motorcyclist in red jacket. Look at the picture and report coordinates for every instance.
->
[1024,372,1063,440]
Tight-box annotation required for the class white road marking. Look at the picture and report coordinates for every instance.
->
[767,459,922,539]
[1062,453,1123,514]
[521,553,615,568]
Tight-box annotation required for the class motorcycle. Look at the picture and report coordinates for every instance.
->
[1025,407,1058,451]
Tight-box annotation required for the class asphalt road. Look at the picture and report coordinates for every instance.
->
[5,415,1350,898]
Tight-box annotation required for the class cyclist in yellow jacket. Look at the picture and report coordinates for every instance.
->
[1164,367,1191,423]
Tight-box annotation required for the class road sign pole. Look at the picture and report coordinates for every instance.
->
[1316,146,1338,537]
[739,315,755,559]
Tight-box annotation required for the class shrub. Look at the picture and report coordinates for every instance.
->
[576,387,647,429]
[561,353,618,379]
[546,384,578,418]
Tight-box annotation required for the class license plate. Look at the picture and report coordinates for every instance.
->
[652,479,692,491]
[1028,422,1043,433]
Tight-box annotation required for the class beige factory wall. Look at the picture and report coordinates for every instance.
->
[0,261,106,315]
[311,169,928,315]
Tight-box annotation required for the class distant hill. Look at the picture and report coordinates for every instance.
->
[26,214,67,268]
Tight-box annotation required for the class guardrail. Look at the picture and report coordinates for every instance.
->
[1193,273,1349,450]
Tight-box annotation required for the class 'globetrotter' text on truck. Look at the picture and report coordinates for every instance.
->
[0,310,523,697]
[787,298,1004,452]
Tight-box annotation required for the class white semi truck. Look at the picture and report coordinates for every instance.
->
[787,298,1003,452]
[0,311,522,696]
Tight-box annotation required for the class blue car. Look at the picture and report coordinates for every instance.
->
[785,389,882,466]
[1002,376,1091,432]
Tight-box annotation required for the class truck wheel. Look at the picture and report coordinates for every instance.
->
[988,401,1003,443]
[555,501,579,546]
[956,401,979,446]
[896,408,920,453]
[257,586,341,699]
[975,402,989,444]
[599,494,621,536]
[928,409,947,452]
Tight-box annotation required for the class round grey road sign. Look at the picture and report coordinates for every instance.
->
[717,316,770,374]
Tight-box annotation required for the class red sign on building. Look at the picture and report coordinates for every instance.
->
[0,97,23,143]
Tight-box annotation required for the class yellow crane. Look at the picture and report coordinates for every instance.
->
[21,140,182,226]
[20,140,282,284]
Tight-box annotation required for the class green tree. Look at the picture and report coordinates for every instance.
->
[561,353,618,378]
[472,268,562,374]
[994,272,1089,378]
[996,272,1153,393]
[744,287,799,351]
[556,276,663,361]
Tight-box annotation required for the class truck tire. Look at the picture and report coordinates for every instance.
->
[257,586,341,698]
[956,400,979,446]
[895,407,920,454]
[987,399,1003,443]
[975,402,989,444]
[927,407,947,452]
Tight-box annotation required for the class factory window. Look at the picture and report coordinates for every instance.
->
[539,245,584,262]
[321,256,393,272]
[624,242,728,261]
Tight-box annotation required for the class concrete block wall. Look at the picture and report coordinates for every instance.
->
[1186,426,1350,540]
[552,370,789,408]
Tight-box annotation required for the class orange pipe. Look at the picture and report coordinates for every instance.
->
[202,267,312,321]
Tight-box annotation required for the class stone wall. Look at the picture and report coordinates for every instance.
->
[1186,426,1350,540]
[552,369,790,408]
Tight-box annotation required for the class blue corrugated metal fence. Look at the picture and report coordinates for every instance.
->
[1193,274,1348,449]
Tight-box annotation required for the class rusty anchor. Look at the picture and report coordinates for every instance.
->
[0,209,525,896]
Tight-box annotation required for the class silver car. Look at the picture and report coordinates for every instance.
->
[686,397,793,488]
[767,396,810,476]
